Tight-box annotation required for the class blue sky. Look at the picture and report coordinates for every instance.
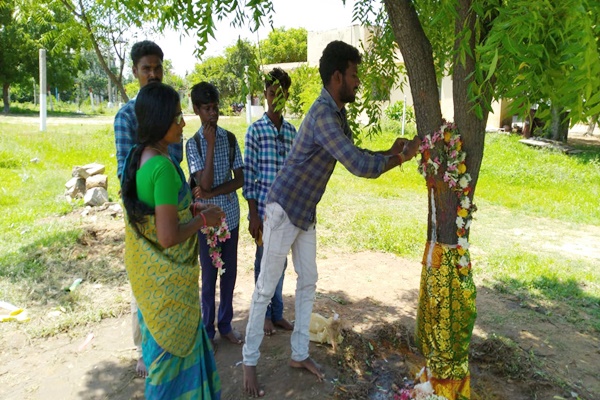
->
[152,0,357,76]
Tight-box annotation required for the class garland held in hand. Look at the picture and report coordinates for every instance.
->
[418,121,477,273]
[200,216,231,276]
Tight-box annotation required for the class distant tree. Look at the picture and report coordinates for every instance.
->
[58,0,145,102]
[287,65,321,117]
[259,27,307,64]
[186,56,238,107]
[0,0,87,113]
[162,60,187,94]
[224,38,263,100]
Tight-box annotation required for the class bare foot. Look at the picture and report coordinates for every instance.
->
[264,319,276,336]
[136,357,147,378]
[273,318,294,331]
[222,329,244,345]
[289,357,324,381]
[243,364,265,397]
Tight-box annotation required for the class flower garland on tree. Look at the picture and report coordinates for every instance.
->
[200,216,231,275]
[418,121,477,273]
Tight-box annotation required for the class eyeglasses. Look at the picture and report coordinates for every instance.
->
[276,133,286,157]
[174,111,184,125]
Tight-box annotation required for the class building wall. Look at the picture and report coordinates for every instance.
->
[304,25,508,130]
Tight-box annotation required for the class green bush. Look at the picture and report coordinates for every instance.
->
[288,65,322,118]
[384,100,415,124]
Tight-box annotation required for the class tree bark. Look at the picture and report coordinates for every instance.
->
[385,0,488,245]
[453,0,488,205]
[2,82,9,114]
[585,114,599,136]
[384,0,442,139]
[550,104,569,142]
[385,0,446,243]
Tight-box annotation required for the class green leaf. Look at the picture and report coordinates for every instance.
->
[486,49,499,82]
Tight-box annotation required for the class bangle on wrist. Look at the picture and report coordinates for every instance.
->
[398,153,405,165]
[199,211,207,227]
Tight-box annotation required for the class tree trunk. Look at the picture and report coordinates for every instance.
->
[385,2,489,398]
[453,0,488,210]
[2,82,9,114]
[586,114,599,136]
[550,104,569,142]
[384,1,442,139]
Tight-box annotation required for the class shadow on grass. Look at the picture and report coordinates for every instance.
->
[491,275,600,332]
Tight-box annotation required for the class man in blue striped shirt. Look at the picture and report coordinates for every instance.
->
[243,40,421,397]
[243,68,296,337]
[113,40,183,378]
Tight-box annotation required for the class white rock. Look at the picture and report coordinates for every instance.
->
[86,174,108,190]
[72,166,90,179]
[84,187,109,206]
[65,178,86,198]
[82,163,105,176]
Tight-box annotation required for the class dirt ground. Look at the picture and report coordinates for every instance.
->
[1,131,599,400]
[1,208,599,400]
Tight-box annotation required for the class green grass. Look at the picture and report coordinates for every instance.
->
[1,113,599,335]
[478,134,600,224]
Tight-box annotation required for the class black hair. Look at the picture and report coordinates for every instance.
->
[319,40,362,86]
[265,67,291,91]
[121,82,180,234]
[190,82,220,108]
[130,40,164,66]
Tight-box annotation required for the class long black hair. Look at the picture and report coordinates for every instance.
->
[121,82,180,234]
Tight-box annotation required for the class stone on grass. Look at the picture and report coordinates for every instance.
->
[86,174,108,190]
[72,166,90,179]
[82,163,105,176]
[84,187,109,206]
[65,178,86,199]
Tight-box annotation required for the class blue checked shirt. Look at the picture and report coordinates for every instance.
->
[114,98,183,178]
[186,126,244,230]
[268,88,387,230]
[243,113,297,220]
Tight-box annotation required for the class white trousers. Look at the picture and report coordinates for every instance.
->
[243,202,317,366]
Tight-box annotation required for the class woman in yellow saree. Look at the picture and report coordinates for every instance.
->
[121,82,224,399]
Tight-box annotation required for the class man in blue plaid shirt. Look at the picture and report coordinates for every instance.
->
[113,40,183,378]
[243,68,296,337]
[243,40,421,397]
[186,82,245,347]
[114,41,182,179]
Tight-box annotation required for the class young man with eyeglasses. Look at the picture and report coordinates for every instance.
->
[113,40,183,378]
[186,81,245,347]
[243,68,296,338]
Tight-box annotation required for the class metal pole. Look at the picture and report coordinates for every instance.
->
[39,49,47,132]
[401,94,406,136]
[245,65,251,124]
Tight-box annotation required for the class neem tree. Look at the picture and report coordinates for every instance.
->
[119,0,600,397]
